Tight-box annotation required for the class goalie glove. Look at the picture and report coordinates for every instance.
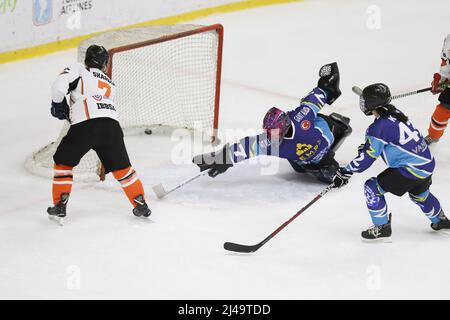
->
[192,144,234,178]
[318,62,342,105]
[51,98,70,121]
[332,167,353,189]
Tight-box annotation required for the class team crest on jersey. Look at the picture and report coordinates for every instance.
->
[93,95,103,101]
[301,120,311,130]
[32,0,53,26]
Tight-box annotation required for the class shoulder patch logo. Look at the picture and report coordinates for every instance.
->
[301,120,311,130]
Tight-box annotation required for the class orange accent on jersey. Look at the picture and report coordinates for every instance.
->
[83,99,90,120]
[98,80,111,98]
[112,167,146,208]
[428,104,450,139]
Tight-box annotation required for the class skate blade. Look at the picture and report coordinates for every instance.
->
[361,237,392,243]
[48,215,64,226]
[436,229,450,236]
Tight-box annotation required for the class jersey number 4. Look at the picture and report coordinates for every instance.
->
[399,122,420,145]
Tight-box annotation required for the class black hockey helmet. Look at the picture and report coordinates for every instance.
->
[360,83,392,115]
[85,45,109,71]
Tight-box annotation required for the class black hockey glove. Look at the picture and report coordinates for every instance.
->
[318,62,342,105]
[332,167,353,189]
[51,98,70,121]
[192,144,234,178]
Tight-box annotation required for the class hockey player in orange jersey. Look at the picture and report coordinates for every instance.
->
[47,45,151,224]
[426,34,450,144]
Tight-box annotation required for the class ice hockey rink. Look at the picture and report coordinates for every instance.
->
[1,0,449,299]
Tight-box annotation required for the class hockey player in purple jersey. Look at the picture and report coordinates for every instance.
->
[332,83,450,241]
[193,63,352,184]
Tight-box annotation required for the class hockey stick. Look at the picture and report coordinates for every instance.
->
[352,86,432,100]
[224,184,334,253]
[152,171,209,199]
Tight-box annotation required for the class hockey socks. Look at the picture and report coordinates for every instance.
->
[364,178,389,226]
[52,164,73,204]
[428,104,450,140]
[113,166,146,208]
[409,190,442,224]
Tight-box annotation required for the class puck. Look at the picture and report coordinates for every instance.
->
[145,129,153,135]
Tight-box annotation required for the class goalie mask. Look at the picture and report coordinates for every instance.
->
[263,107,292,141]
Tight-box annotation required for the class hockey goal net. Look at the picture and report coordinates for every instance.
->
[25,24,224,182]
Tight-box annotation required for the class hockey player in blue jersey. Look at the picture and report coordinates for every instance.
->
[193,63,352,184]
[332,83,450,241]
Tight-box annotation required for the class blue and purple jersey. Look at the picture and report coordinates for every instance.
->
[345,115,435,180]
[228,87,334,165]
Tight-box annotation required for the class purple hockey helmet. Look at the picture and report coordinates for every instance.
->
[262,107,291,141]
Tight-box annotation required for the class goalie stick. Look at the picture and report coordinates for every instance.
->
[152,171,209,199]
[352,86,432,100]
[224,184,334,253]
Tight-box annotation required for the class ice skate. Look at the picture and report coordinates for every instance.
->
[132,195,151,218]
[47,193,69,226]
[362,214,392,243]
[431,211,450,235]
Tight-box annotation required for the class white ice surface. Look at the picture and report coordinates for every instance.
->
[0,0,449,299]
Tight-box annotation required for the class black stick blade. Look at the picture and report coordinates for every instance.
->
[223,242,260,253]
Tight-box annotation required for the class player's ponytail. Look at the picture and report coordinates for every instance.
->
[376,104,409,123]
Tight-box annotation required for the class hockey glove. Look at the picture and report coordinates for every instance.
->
[318,62,342,105]
[332,167,353,189]
[192,145,234,178]
[51,98,70,120]
[431,73,449,95]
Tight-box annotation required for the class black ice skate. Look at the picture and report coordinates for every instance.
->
[431,211,450,233]
[132,195,151,218]
[361,214,392,242]
[47,193,69,226]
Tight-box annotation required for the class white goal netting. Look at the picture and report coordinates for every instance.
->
[25,24,223,182]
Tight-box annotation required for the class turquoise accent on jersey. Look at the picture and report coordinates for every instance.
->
[346,115,435,180]
[378,141,434,179]
[315,116,335,148]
